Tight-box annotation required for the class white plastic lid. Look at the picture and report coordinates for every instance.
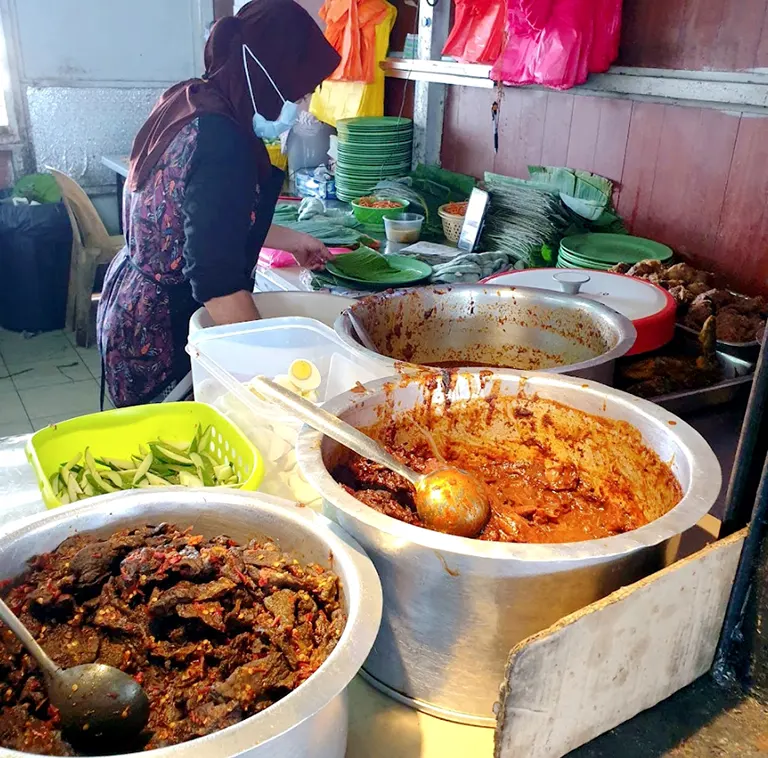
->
[483,269,670,321]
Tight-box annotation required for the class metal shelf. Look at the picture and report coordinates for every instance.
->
[384,59,768,115]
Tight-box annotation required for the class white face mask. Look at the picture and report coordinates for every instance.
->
[242,44,299,139]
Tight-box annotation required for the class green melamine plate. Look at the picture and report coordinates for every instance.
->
[326,254,432,288]
[337,116,413,131]
[559,234,674,265]
[557,250,613,271]
[334,164,411,179]
[337,146,413,160]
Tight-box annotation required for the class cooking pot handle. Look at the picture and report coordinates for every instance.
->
[250,376,419,486]
[552,271,590,294]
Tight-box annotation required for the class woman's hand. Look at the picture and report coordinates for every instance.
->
[265,224,330,270]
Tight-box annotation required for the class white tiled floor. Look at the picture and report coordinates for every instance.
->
[0,328,111,435]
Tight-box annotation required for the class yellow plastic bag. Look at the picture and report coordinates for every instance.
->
[310,1,396,126]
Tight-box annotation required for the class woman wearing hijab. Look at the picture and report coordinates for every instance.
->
[97,0,340,407]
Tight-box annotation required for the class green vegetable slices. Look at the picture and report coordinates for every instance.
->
[49,424,241,504]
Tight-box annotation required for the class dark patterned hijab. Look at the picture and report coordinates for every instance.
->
[127,0,339,191]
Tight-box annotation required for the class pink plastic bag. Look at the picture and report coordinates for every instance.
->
[588,0,622,73]
[259,247,350,269]
[492,0,620,90]
[507,0,554,34]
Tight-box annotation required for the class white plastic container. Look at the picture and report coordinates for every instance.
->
[188,291,355,336]
[187,317,388,505]
[383,212,424,244]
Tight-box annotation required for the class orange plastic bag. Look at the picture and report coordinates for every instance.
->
[320,0,392,83]
[310,2,397,125]
[442,0,506,65]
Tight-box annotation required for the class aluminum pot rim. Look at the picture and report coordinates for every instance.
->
[297,369,721,563]
[333,284,638,374]
[0,490,383,758]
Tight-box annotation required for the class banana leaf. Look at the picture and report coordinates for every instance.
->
[528,166,612,203]
[271,203,366,246]
[328,247,397,279]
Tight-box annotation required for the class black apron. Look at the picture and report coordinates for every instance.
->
[100,166,284,409]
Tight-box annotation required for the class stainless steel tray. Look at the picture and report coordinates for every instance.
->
[617,326,755,415]
[650,350,754,415]
[677,322,760,361]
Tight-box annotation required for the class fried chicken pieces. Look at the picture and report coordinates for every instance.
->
[618,316,722,398]
[611,259,766,343]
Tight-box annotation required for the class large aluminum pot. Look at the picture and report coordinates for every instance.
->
[334,284,636,385]
[0,490,382,758]
[296,370,720,726]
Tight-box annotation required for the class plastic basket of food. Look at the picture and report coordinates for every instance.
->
[350,196,409,226]
[26,402,264,509]
[186,317,389,507]
[438,201,468,243]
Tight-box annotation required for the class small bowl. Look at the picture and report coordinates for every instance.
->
[383,212,424,244]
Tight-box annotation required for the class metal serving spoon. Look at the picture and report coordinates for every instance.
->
[251,376,491,538]
[0,596,150,743]
[346,312,378,352]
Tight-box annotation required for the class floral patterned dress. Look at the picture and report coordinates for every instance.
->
[97,116,281,407]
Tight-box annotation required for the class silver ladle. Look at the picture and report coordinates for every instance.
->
[346,311,378,352]
[251,376,491,538]
[0,596,150,743]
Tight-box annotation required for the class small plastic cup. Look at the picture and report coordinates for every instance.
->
[383,213,425,245]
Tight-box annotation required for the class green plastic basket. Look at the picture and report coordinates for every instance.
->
[351,197,410,226]
[26,402,264,510]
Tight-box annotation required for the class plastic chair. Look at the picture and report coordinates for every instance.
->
[47,167,125,347]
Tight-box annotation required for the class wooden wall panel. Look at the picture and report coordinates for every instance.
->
[539,93,574,167]
[617,102,665,231]
[440,87,768,294]
[644,108,739,261]
[618,0,690,69]
[442,87,496,177]
[714,120,768,291]
[590,99,632,188]
[565,97,602,172]
[493,90,547,178]
[619,0,768,71]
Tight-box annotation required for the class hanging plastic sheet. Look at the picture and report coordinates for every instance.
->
[321,0,392,83]
[588,0,623,73]
[442,0,506,65]
[491,0,621,90]
[310,1,396,126]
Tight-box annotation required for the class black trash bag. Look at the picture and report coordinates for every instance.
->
[0,201,72,332]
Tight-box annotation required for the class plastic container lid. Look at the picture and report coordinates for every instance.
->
[186,317,390,504]
[482,269,677,356]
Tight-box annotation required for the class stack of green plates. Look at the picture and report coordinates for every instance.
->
[335,117,413,202]
[557,234,674,270]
